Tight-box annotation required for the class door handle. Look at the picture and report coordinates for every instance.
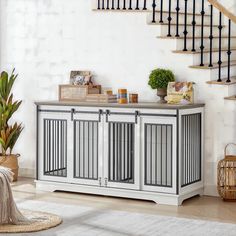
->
[135,110,140,124]
[98,109,103,122]
[71,108,75,121]
[105,110,110,123]
[104,177,108,187]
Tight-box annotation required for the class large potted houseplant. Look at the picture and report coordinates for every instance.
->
[148,68,175,103]
[0,70,23,181]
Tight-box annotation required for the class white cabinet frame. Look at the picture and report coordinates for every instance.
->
[36,104,205,206]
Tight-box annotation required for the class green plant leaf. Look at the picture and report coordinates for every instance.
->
[7,71,17,98]
[0,69,22,154]
[148,68,175,89]
[0,137,6,155]
[1,72,8,101]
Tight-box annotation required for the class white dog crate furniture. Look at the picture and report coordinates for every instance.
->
[35,101,204,205]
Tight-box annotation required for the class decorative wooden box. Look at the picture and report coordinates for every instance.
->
[218,144,236,201]
[85,94,117,103]
[59,85,101,102]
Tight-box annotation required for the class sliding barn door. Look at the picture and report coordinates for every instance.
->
[71,109,103,186]
[38,110,70,183]
[103,110,140,190]
[141,116,177,194]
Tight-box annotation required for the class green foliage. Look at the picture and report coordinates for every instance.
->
[0,70,18,101]
[0,123,23,155]
[148,68,175,89]
[0,70,22,155]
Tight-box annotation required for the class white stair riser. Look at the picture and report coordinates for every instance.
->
[174,38,236,50]
[191,51,236,65]
[160,25,228,38]
[172,52,236,69]
[147,13,211,25]
[210,66,236,79]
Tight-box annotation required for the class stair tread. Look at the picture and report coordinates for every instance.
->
[157,36,236,39]
[93,9,210,17]
[190,60,236,69]
[207,77,236,85]
[173,48,236,54]
[149,22,223,27]
[225,95,236,100]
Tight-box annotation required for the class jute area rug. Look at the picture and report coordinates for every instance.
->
[0,209,62,233]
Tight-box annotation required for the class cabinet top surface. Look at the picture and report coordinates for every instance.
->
[35,101,205,110]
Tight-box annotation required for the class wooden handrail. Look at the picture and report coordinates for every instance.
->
[208,0,236,24]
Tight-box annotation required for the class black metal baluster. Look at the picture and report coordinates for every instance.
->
[175,0,180,37]
[117,0,120,9]
[102,0,105,9]
[217,12,223,82]
[129,0,132,9]
[135,0,139,10]
[160,0,163,23]
[200,0,205,66]
[152,0,156,23]
[123,0,126,9]
[143,0,147,10]
[111,0,115,9]
[97,0,100,9]
[107,0,110,9]
[191,0,196,51]
[167,0,172,37]
[183,0,188,51]
[209,5,213,66]
[226,19,232,83]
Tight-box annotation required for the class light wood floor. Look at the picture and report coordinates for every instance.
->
[12,178,236,225]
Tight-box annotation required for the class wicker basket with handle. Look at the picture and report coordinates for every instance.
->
[217,143,236,201]
[0,154,20,181]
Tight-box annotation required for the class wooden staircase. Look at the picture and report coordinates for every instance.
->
[93,0,236,99]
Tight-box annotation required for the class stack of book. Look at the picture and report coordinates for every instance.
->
[85,94,117,103]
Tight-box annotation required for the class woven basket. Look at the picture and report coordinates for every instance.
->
[0,154,20,181]
[218,143,236,201]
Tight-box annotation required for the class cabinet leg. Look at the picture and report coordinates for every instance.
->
[152,196,180,206]
[35,181,57,192]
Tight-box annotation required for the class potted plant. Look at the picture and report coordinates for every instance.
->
[148,68,175,103]
[0,70,23,181]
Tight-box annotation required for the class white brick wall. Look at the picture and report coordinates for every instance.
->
[0,0,235,196]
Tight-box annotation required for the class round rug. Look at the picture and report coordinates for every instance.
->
[0,210,62,233]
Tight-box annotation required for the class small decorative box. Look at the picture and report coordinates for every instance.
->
[59,85,101,102]
[129,94,138,103]
[118,89,128,104]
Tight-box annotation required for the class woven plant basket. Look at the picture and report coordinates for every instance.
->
[0,154,20,181]
[218,143,236,201]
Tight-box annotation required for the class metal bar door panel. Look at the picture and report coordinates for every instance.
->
[38,111,70,183]
[178,108,204,195]
[104,112,140,190]
[71,109,103,186]
[141,116,177,194]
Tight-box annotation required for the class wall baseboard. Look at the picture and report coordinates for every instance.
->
[204,185,219,197]
[19,168,35,178]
